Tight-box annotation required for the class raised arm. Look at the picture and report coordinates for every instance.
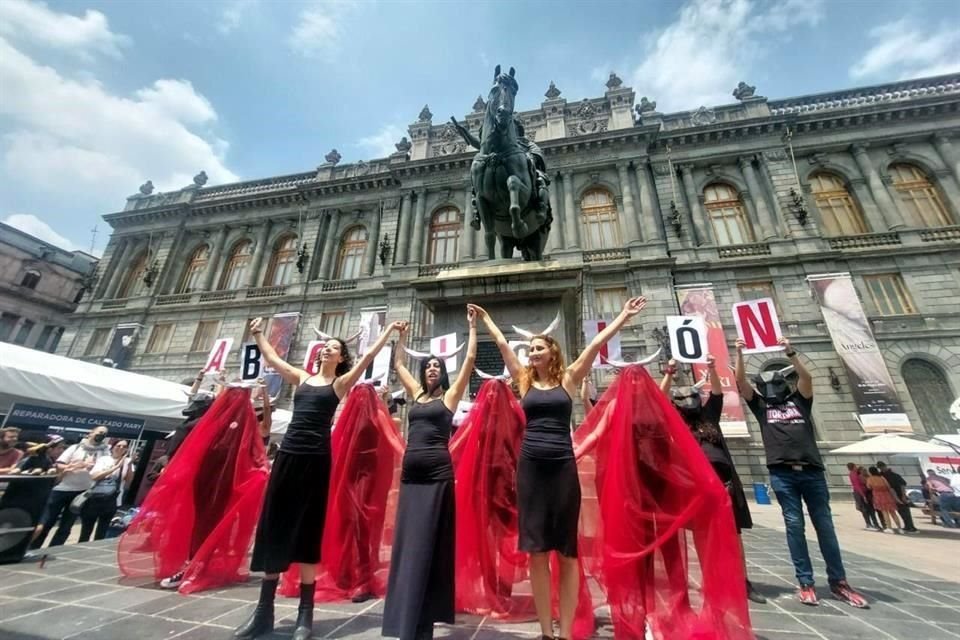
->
[659,359,678,394]
[580,377,595,413]
[568,296,647,387]
[393,323,421,398]
[734,338,754,402]
[468,304,524,381]
[450,116,481,149]
[445,307,478,411]
[250,317,308,386]
[188,368,204,397]
[335,321,404,396]
[780,337,812,399]
[706,353,722,396]
[258,382,273,438]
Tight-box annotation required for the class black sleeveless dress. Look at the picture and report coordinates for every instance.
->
[517,385,579,558]
[251,381,339,574]
[382,397,455,640]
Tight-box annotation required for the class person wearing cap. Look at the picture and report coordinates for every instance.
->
[735,336,868,609]
[16,435,66,474]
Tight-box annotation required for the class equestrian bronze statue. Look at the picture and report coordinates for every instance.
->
[451,66,552,261]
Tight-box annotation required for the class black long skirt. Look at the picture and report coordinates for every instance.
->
[517,456,580,558]
[251,450,331,574]
[713,460,753,533]
[382,480,455,639]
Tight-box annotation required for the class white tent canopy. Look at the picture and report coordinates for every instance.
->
[0,343,290,434]
[830,433,955,456]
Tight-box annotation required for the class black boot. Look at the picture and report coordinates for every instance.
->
[234,577,277,638]
[746,580,767,604]
[293,582,316,640]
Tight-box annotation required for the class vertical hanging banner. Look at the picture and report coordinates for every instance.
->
[666,316,708,363]
[807,273,911,432]
[358,310,387,356]
[583,320,622,367]
[203,338,233,373]
[676,285,748,437]
[362,346,392,384]
[732,298,784,354]
[255,312,301,396]
[430,333,460,372]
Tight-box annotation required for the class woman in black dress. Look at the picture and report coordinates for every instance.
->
[470,297,646,640]
[661,353,766,605]
[382,309,476,640]
[235,317,402,640]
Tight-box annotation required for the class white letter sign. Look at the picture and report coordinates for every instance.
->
[732,298,784,354]
[667,315,708,363]
[203,338,233,374]
[430,332,459,372]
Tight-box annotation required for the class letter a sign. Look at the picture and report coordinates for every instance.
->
[203,338,233,374]
[666,316,708,364]
[732,298,783,354]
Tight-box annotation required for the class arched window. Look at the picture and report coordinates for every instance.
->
[20,269,41,290]
[809,172,868,235]
[219,240,252,290]
[428,207,460,264]
[335,227,367,280]
[703,183,754,245]
[580,188,621,249]
[889,163,952,227]
[117,251,148,298]
[264,235,298,286]
[177,245,209,294]
[902,359,954,435]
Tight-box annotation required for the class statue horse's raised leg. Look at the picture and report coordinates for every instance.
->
[506,175,528,237]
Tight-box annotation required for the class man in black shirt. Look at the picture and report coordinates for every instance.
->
[736,336,868,609]
[876,461,918,533]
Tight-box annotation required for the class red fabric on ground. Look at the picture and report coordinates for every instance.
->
[279,383,403,601]
[117,387,268,594]
[574,366,753,640]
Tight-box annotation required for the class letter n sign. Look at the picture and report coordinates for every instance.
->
[732,298,783,354]
[666,316,708,364]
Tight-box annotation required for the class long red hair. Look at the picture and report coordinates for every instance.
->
[518,335,565,394]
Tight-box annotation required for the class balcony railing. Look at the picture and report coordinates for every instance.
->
[583,248,630,263]
[827,232,901,250]
[418,263,460,277]
[246,285,288,299]
[919,225,960,242]
[321,280,358,292]
[717,243,771,259]
[155,293,192,306]
[100,298,129,310]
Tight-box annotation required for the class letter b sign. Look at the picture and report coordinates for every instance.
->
[666,316,708,364]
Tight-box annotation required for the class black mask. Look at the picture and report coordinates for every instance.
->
[754,371,790,404]
[671,388,702,423]
[93,433,106,443]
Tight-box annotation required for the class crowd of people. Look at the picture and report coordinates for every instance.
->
[17,294,960,639]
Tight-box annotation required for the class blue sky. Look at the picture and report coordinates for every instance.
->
[1,0,958,255]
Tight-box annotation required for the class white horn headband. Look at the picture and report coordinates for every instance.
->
[402,342,465,361]
[313,328,363,345]
[475,367,511,381]
[512,310,561,340]
[603,348,662,369]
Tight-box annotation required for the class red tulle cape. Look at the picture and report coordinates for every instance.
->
[280,383,404,601]
[117,387,269,594]
[450,379,595,640]
[573,366,753,640]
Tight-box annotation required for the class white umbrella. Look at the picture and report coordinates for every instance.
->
[830,434,955,455]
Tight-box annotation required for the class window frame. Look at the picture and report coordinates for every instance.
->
[335,227,367,280]
[191,320,222,352]
[145,323,175,354]
[808,172,869,236]
[320,311,347,339]
[889,163,952,227]
[219,240,253,290]
[177,245,210,294]
[264,235,298,287]
[20,269,41,290]
[863,273,917,316]
[428,207,461,264]
[594,287,628,318]
[85,327,112,356]
[703,183,755,245]
[580,188,622,250]
[736,280,783,317]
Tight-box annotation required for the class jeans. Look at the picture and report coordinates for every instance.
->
[769,467,846,587]
[79,494,118,542]
[30,489,83,549]
[938,494,960,527]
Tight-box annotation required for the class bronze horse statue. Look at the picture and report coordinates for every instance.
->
[451,66,551,261]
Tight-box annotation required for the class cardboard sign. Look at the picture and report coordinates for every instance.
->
[240,342,262,381]
[584,319,622,367]
[430,332,459,372]
[732,298,784,354]
[303,340,326,375]
[509,340,530,368]
[203,338,233,374]
[667,315,708,363]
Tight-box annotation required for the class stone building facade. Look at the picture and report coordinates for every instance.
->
[62,72,960,489]
[0,222,98,353]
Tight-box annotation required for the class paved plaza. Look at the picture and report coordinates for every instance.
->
[1,503,958,640]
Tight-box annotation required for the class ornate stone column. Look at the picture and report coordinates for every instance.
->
[459,188,474,261]
[547,174,564,252]
[103,239,132,299]
[247,221,272,288]
[318,211,339,280]
[364,209,380,276]
[155,226,184,295]
[562,171,580,249]
[97,238,128,299]
[679,165,711,245]
[636,162,662,242]
[409,189,427,264]
[617,162,642,245]
[933,134,960,185]
[851,143,901,229]
[846,178,887,233]
[396,191,413,265]
[202,226,228,291]
[756,153,788,237]
[738,156,776,240]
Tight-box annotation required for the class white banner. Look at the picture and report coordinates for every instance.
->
[583,319,622,368]
[203,338,233,374]
[666,315,708,364]
[732,298,784,354]
[430,332,459,372]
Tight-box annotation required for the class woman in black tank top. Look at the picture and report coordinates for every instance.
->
[235,317,403,640]
[469,297,647,640]
[382,309,477,640]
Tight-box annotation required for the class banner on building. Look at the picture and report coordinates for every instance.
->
[675,285,748,437]
[583,320,622,367]
[430,333,460,372]
[203,338,233,374]
[808,273,911,432]
[666,315,708,364]
[732,298,784,354]
[358,309,387,356]
[104,323,142,370]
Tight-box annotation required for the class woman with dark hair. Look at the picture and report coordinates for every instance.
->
[79,439,129,542]
[470,298,646,640]
[235,317,402,640]
[382,309,477,640]
[866,466,903,533]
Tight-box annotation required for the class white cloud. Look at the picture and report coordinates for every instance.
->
[218,0,258,35]
[288,0,356,58]
[3,213,77,250]
[630,0,823,111]
[357,124,406,159]
[0,0,129,59]
[850,19,960,81]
